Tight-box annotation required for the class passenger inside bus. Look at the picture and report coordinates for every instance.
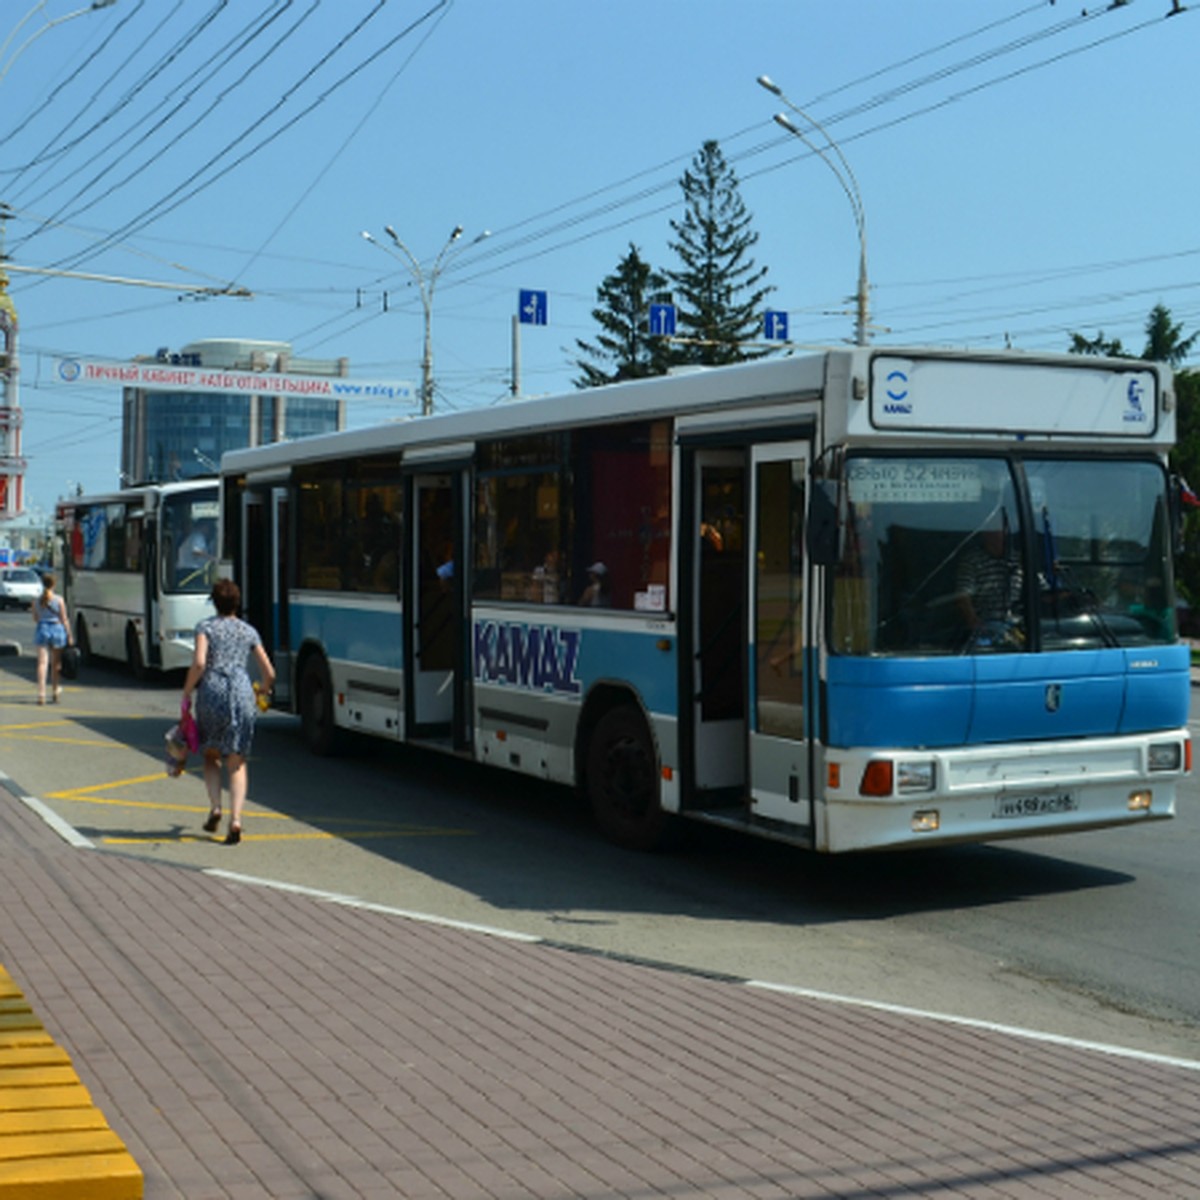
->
[955,522,1025,650]
[578,562,610,607]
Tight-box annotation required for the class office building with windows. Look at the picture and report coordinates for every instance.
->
[121,338,348,484]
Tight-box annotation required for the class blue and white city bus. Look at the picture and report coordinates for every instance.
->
[219,347,1191,851]
[58,478,220,676]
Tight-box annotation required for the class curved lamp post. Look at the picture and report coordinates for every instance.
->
[361,224,490,416]
[758,74,870,346]
[0,0,117,88]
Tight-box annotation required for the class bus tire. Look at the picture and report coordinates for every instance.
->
[586,705,666,851]
[75,618,91,665]
[126,625,147,681]
[300,655,341,757]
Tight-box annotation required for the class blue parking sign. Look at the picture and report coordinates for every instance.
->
[519,289,548,325]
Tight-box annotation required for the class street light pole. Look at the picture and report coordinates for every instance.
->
[757,74,870,346]
[361,224,489,417]
[0,0,117,88]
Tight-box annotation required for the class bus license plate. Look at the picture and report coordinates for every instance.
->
[993,791,1078,819]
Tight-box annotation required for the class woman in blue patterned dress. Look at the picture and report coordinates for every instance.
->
[182,578,275,845]
[32,573,72,705]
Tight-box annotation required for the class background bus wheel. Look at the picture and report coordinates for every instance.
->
[125,625,147,681]
[300,656,341,756]
[586,706,665,850]
[75,619,91,665]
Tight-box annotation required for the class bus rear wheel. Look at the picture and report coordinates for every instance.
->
[126,625,147,681]
[586,705,665,850]
[300,655,341,756]
[75,619,91,665]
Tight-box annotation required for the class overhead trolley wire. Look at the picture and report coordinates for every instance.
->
[9,2,296,215]
[9,2,323,252]
[21,0,448,280]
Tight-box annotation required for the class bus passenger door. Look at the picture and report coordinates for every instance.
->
[142,512,160,669]
[241,487,292,700]
[747,444,813,842]
[405,471,468,746]
[688,451,747,798]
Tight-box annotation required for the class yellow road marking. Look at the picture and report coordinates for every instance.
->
[1,720,81,731]
[0,733,120,747]
[101,827,470,845]
[40,773,473,842]
[46,780,456,826]
[47,773,177,798]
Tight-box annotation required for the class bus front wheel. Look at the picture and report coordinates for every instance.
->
[586,706,666,850]
[300,656,341,756]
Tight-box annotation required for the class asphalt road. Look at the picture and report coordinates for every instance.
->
[2,608,1197,1063]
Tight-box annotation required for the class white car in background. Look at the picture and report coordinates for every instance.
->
[0,567,43,609]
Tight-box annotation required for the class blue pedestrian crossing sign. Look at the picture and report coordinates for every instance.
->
[764,310,789,341]
[649,303,676,337]
[519,289,548,325]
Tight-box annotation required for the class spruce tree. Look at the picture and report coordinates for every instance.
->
[574,243,674,388]
[667,139,773,366]
[1143,303,1198,368]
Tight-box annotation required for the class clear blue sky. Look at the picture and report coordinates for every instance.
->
[2,0,1196,517]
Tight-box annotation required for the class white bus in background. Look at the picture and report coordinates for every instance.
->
[57,479,219,677]
[220,347,1191,853]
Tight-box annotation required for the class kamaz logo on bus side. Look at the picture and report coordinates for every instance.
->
[474,620,582,695]
[883,369,913,415]
[1124,378,1148,424]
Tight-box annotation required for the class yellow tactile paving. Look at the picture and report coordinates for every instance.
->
[0,966,142,1200]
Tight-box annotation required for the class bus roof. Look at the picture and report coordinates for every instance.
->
[219,346,1174,477]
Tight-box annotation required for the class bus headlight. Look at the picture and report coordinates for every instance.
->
[1147,742,1182,772]
[897,760,936,793]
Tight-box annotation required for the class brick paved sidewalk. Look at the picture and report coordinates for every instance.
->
[2,786,1200,1199]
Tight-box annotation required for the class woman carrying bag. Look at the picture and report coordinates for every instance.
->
[182,578,275,845]
[32,573,73,705]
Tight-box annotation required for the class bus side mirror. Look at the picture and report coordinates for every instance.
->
[807,480,841,566]
[1171,472,1190,556]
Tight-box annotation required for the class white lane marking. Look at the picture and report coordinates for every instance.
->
[11,770,1198,1073]
[204,869,357,904]
[746,979,1200,1072]
[207,864,1200,1071]
[17,793,94,849]
[335,898,542,943]
[205,868,541,942]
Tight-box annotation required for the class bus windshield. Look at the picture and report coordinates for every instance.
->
[832,455,1175,655]
[162,488,220,594]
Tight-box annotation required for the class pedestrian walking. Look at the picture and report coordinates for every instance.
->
[32,573,72,705]
[181,578,275,845]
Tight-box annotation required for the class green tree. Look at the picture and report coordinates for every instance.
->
[667,139,773,366]
[1069,306,1200,602]
[574,244,674,389]
[1068,330,1126,357]
[1143,303,1198,368]
[1172,368,1200,605]
[1068,303,1196,366]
